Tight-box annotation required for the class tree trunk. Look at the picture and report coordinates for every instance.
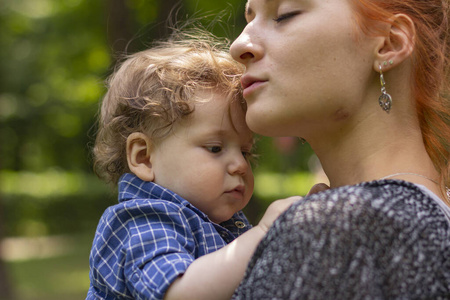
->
[106,0,135,57]
[0,195,15,300]
[106,0,186,58]
[153,0,185,41]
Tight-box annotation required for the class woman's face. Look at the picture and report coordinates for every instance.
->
[230,0,378,138]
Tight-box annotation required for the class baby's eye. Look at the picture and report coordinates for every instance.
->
[206,146,222,153]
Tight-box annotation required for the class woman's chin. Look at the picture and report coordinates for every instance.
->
[246,113,290,137]
[246,118,269,135]
[247,120,283,137]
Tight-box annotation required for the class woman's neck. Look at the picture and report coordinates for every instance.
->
[301,63,447,202]
[309,108,440,193]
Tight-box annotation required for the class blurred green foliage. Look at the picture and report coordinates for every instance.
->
[0,0,315,238]
[5,234,93,300]
[0,0,108,173]
[0,0,317,298]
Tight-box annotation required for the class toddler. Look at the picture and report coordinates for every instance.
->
[87,31,298,300]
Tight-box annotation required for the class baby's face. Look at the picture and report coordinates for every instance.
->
[150,89,254,223]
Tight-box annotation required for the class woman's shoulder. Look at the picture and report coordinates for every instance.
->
[273,179,449,242]
[305,179,434,205]
[238,180,450,299]
[289,179,443,217]
[236,181,450,300]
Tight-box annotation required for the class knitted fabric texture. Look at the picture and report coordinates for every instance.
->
[233,180,450,299]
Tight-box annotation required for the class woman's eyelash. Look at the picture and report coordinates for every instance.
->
[273,11,300,23]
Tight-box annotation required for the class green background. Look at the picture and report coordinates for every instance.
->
[0,0,322,299]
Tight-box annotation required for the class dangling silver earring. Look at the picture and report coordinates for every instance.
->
[378,64,392,113]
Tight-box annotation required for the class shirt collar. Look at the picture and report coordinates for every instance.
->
[117,173,251,231]
[118,173,190,207]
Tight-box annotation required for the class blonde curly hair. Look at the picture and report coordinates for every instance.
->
[93,30,244,184]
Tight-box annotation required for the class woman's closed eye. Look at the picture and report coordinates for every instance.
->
[242,146,258,162]
[242,151,252,159]
[273,11,301,23]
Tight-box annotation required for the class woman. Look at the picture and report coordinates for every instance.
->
[230,0,450,298]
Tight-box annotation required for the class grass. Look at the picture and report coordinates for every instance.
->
[0,170,323,299]
[4,233,92,300]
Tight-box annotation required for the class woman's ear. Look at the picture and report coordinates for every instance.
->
[373,13,415,71]
[126,132,155,182]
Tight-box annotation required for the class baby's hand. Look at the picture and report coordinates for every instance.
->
[257,196,301,233]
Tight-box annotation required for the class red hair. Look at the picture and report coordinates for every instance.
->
[352,0,450,193]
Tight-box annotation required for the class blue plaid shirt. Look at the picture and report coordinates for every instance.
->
[87,173,252,300]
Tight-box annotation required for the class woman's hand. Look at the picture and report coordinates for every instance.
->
[257,183,330,233]
[307,183,330,196]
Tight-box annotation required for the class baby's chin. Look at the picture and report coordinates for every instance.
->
[209,211,236,224]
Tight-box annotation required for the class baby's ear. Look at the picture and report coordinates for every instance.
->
[126,132,155,182]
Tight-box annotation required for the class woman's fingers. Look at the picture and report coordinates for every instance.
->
[307,183,330,196]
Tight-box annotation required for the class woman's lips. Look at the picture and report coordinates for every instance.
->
[241,75,267,98]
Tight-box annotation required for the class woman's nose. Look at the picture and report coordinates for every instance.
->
[230,25,263,65]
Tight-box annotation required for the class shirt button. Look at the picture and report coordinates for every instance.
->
[131,272,140,283]
[220,231,229,239]
[235,221,246,228]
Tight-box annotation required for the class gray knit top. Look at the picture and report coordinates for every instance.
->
[233,180,450,299]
